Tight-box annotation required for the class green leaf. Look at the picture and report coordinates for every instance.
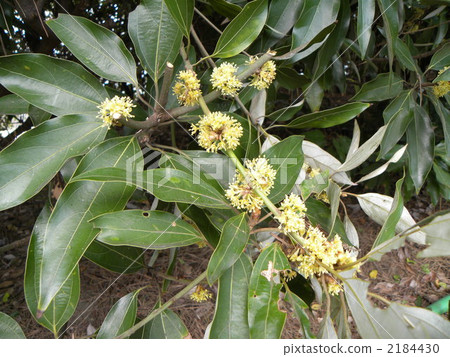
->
[394,38,418,72]
[343,271,450,338]
[428,42,450,70]
[406,105,434,193]
[372,177,404,248]
[213,0,268,58]
[128,0,182,82]
[47,14,137,84]
[92,210,202,249]
[285,291,315,339]
[0,312,25,339]
[357,0,375,59]
[210,254,252,339]
[430,95,450,155]
[290,0,340,62]
[267,100,304,123]
[418,212,450,258]
[377,0,399,71]
[163,0,194,39]
[73,167,230,209]
[264,135,304,203]
[207,213,249,284]
[97,290,140,339]
[299,171,329,201]
[286,103,370,129]
[25,204,80,337]
[264,0,305,48]
[0,94,29,115]
[132,304,189,339]
[28,105,52,126]
[206,0,242,19]
[305,198,349,242]
[0,115,107,211]
[327,181,341,235]
[379,90,415,158]
[0,54,109,116]
[433,67,450,82]
[84,240,145,274]
[352,73,403,102]
[37,137,140,312]
[248,243,289,338]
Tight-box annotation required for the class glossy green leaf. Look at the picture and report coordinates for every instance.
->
[357,0,375,59]
[97,290,140,339]
[433,67,450,82]
[0,54,109,115]
[163,0,194,38]
[264,0,305,47]
[379,90,415,158]
[343,270,450,338]
[25,204,80,337]
[377,0,399,71]
[290,0,340,62]
[132,304,189,339]
[372,177,404,248]
[276,68,309,90]
[210,254,252,339]
[430,95,450,155]
[0,312,25,339]
[406,105,434,192]
[47,14,137,84]
[352,73,403,102]
[0,94,28,115]
[267,100,304,123]
[92,210,202,249]
[207,213,249,284]
[418,212,450,258]
[206,0,242,19]
[286,103,370,129]
[84,240,145,274]
[305,198,348,242]
[285,291,315,339]
[394,38,418,72]
[128,0,182,82]
[428,42,450,70]
[37,137,140,312]
[213,0,268,58]
[0,115,107,211]
[73,167,230,209]
[264,135,304,203]
[28,105,52,126]
[299,171,329,201]
[327,181,341,235]
[248,243,290,338]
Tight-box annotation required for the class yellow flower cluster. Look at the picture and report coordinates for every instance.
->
[226,157,276,213]
[315,191,330,204]
[433,81,450,97]
[190,112,243,152]
[190,286,212,302]
[281,269,298,282]
[288,227,357,295]
[247,56,277,90]
[327,280,342,296]
[97,96,135,127]
[173,70,202,106]
[211,62,243,97]
[276,193,307,234]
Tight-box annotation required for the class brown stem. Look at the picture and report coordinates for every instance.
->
[0,237,29,254]
[155,62,174,112]
[191,26,215,68]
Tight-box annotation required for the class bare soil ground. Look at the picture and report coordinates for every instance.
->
[1,190,449,339]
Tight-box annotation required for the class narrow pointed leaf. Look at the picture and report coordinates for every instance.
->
[357,0,375,59]
[377,0,398,71]
[0,312,26,339]
[428,42,450,70]
[92,210,202,249]
[352,73,403,102]
[285,291,315,339]
[394,38,418,72]
[0,115,107,211]
[248,243,290,338]
[128,0,182,81]
[430,95,450,155]
[37,137,140,312]
[213,0,268,58]
[358,145,407,183]
[210,254,252,339]
[47,14,137,84]
[25,204,80,337]
[207,213,249,284]
[97,290,140,339]
[0,54,109,115]
[163,0,194,38]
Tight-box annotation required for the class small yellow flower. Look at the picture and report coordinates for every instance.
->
[225,157,276,213]
[315,191,330,204]
[190,112,243,152]
[211,62,243,97]
[247,56,276,90]
[433,81,450,97]
[281,269,298,282]
[190,285,212,302]
[97,96,135,127]
[173,70,202,106]
[309,168,321,178]
[369,270,378,279]
[327,280,342,296]
[276,193,307,234]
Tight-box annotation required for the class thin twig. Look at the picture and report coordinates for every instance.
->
[190,26,215,68]
[155,62,174,112]
[0,237,29,254]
